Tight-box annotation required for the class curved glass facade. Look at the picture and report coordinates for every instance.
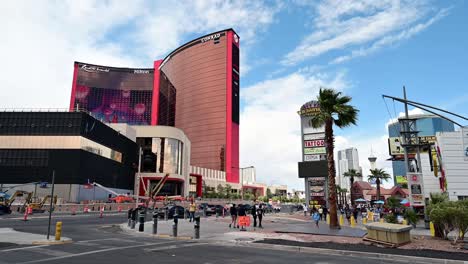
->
[137,137,183,174]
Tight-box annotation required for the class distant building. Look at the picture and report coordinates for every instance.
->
[337,147,361,190]
[268,185,288,197]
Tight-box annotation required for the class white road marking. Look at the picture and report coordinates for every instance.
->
[145,242,208,252]
[15,240,180,264]
[75,238,117,243]
[1,245,48,252]
[27,247,70,257]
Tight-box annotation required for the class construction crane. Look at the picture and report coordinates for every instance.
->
[0,191,32,215]
[92,182,134,203]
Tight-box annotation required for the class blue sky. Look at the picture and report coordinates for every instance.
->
[1,1,467,190]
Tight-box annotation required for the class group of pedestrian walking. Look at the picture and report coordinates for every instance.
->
[229,203,264,229]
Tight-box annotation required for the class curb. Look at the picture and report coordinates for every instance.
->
[31,240,73,245]
[245,242,467,264]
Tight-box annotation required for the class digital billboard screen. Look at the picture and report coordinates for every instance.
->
[73,63,154,125]
[298,161,328,178]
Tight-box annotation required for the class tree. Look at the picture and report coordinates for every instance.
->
[368,168,391,201]
[343,169,361,205]
[266,188,273,199]
[309,88,358,229]
[224,184,232,199]
[217,184,225,199]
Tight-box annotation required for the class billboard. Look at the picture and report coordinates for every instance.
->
[304,154,326,161]
[304,147,326,155]
[298,161,328,178]
[73,62,154,125]
[388,136,437,155]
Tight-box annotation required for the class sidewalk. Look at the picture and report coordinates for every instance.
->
[0,228,72,245]
[121,212,467,257]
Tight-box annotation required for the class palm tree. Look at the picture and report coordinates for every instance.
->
[343,169,361,206]
[310,88,359,229]
[368,168,391,201]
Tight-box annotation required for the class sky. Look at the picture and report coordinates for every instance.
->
[1,0,467,190]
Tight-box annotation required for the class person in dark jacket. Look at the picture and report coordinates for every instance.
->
[257,204,264,228]
[229,204,238,228]
[251,203,258,227]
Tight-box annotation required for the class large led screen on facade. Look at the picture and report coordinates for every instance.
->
[72,63,154,125]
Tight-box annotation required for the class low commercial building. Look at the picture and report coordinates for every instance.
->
[268,184,288,197]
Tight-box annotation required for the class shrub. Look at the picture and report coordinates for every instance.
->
[403,209,418,226]
[384,214,397,224]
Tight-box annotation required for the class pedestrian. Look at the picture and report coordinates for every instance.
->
[353,207,359,222]
[318,206,323,221]
[303,204,308,216]
[312,210,320,228]
[229,204,238,228]
[189,202,196,222]
[257,204,264,228]
[252,203,258,227]
[345,206,351,224]
[322,206,328,221]
[238,204,247,229]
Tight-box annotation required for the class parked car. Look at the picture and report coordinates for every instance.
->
[198,204,215,215]
[238,204,253,214]
[157,205,188,219]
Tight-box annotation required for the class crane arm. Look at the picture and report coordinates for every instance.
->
[92,182,120,197]
[149,174,170,198]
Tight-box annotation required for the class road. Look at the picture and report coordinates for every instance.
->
[0,213,431,264]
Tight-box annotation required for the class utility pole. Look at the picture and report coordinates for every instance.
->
[402,86,410,175]
[46,170,55,240]
[135,147,142,209]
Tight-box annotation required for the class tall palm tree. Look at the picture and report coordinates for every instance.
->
[343,169,361,206]
[310,88,359,229]
[368,168,391,201]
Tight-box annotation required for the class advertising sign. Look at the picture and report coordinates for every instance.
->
[304,133,325,140]
[304,154,326,161]
[304,140,325,147]
[298,100,320,117]
[388,136,437,155]
[311,192,325,197]
[407,173,424,207]
[304,147,326,155]
[411,194,424,205]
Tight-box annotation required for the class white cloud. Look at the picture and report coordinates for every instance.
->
[331,7,450,64]
[0,1,280,109]
[282,0,447,65]
[240,70,349,190]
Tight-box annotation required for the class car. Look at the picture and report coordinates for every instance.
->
[238,204,252,214]
[198,204,215,215]
[156,205,188,219]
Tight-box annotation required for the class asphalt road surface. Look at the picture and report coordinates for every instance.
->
[0,213,431,264]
